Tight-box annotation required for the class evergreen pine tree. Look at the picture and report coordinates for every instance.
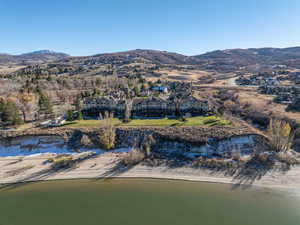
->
[38,93,54,119]
[77,111,83,120]
[0,99,23,126]
[66,110,74,121]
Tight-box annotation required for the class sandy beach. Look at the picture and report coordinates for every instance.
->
[0,152,300,193]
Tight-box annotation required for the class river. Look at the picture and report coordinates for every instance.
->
[0,179,299,225]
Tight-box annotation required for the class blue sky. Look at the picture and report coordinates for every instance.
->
[1,0,300,56]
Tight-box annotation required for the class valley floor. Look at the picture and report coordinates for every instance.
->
[1,152,300,194]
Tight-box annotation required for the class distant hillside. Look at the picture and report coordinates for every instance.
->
[0,50,70,65]
[63,47,300,71]
[194,47,300,71]
[7,47,300,77]
[61,49,200,65]
[0,54,14,64]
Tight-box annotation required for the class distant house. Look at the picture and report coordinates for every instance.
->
[39,120,52,127]
[151,86,168,93]
[272,65,287,69]
[50,117,66,127]
[39,116,66,127]
[291,72,300,84]
[237,75,280,86]
[265,77,280,86]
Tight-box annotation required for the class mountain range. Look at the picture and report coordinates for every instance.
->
[2,47,300,72]
[0,50,70,65]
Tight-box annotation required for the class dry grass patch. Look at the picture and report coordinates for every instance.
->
[5,165,35,177]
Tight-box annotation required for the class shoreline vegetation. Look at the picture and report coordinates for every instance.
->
[0,152,300,193]
[0,116,299,194]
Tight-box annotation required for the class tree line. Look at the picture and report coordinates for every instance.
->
[0,91,54,127]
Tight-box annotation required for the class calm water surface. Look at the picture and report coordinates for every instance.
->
[0,179,299,225]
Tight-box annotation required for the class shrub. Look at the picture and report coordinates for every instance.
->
[139,134,156,156]
[276,152,300,166]
[252,153,271,164]
[50,156,75,169]
[232,151,241,161]
[47,157,54,163]
[122,118,131,123]
[122,149,145,166]
[193,157,236,169]
[179,117,187,122]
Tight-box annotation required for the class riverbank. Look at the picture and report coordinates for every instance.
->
[1,152,300,193]
[0,123,259,152]
[1,123,295,192]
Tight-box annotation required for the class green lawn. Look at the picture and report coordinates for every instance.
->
[63,118,121,128]
[179,116,230,126]
[64,116,230,128]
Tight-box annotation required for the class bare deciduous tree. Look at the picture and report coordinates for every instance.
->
[124,98,133,123]
[99,111,116,150]
[17,92,36,122]
[266,119,294,153]
[256,119,295,153]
